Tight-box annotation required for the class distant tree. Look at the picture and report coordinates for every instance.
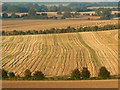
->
[28,8,36,16]
[2,13,8,18]
[2,69,8,78]
[57,11,62,15]
[95,8,112,20]
[8,72,15,78]
[98,67,110,78]
[0,69,2,79]
[33,71,45,79]
[2,5,8,12]
[48,6,58,12]
[11,12,17,18]
[74,12,80,15]
[24,69,31,77]
[38,5,48,12]
[71,68,81,79]
[81,67,90,79]
[32,3,40,11]
[2,31,6,35]
[63,11,73,18]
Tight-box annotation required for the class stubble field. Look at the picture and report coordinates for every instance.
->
[2,20,118,31]
[1,30,118,77]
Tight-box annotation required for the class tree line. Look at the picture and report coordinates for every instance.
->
[2,24,118,36]
[2,9,117,20]
[2,2,118,13]
[2,2,119,20]
[2,8,117,20]
[1,66,112,80]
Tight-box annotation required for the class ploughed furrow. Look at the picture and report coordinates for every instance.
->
[80,32,114,75]
[67,34,94,76]
[3,36,35,76]
[93,31,118,75]
[2,37,15,56]
[2,36,29,70]
[63,34,76,76]
[77,33,102,76]
[2,30,118,77]
[18,35,38,76]
[47,35,61,76]
[80,30,118,75]
[67,34,80,75]
[68,34,94,76]
[32,36,48,74]
[41,35,56,76]
[94,31,118,73]
[28,35,43,74]
[96,30,118,51]
[37,35,53,76]
[55,35,66,76]
[57,34,69,76]
[2,36,25,62]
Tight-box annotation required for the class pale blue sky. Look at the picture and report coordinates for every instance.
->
[2,0,119,2]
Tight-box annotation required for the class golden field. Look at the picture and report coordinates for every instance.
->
[2,80,118,88]
[2,19,118,31]
[1,30,118,77]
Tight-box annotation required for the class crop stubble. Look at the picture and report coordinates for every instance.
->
[1,30,118,77]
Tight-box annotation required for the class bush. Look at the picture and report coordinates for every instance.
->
[8,72,15,78]
[24,69,31,77]
[71,68,81,79]
[81,67,90,79]
[33,71,45,79]
[98,67,110,78]
[2,69,8,79]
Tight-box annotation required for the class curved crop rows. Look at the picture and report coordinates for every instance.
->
[1,30,118,77]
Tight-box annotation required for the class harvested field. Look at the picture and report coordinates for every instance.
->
[2,20,118,31]
[87,6,118,9]
[1,30,118,77]
[2,80,118,88]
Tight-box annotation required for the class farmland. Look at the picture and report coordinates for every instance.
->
[1,11,118,17]
[2,19,118,31]
[2,80,118,88]
[1,30,118,77]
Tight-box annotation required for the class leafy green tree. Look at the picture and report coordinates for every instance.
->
[2,5,8,12]
[63,11,73,18]
[38,5,48,12]
[8,72,15,78]
[2,69,8,78]
[0,69,2,79]
[24,69,31,77]
[74,12,80,15]
[57,11,62,15]
[11,13,17,18]
[81,67,90,79]
[2,13,8,18]
[95,8,112,20]
[58,4,71,12]
[48,6,58,12]
[98,67,110,78]
[71,68,81,79]
[28,8,36,16]
[33,71,45,79]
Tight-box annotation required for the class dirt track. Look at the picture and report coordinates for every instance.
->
[2,80,118,88]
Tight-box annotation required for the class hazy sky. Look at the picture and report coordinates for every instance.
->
[2,0,119,2]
